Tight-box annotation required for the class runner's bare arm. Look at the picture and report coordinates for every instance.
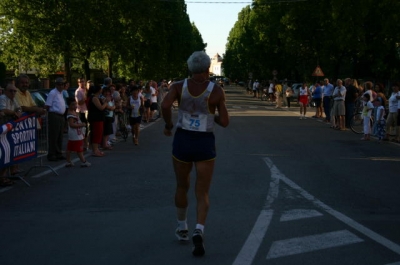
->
[162,83,181,136]
[214,88,229,128]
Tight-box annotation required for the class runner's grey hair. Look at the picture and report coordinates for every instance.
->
[187,51,210,74]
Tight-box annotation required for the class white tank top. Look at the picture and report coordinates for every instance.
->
[299,87,308,96]
[130,96,141,117]
[176,79,215,132]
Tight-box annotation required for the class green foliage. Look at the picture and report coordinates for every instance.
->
[224,0,400,82]
[0,0,205,82]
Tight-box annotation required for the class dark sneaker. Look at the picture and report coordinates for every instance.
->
[192,229,205,256]
[175,228,189,241]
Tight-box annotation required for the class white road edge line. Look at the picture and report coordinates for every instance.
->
[231,157,280,265]
[233,157,400,265]
[266,157,400,256]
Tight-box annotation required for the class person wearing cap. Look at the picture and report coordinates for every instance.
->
[45,77,66,161]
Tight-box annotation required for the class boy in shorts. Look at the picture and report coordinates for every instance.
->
[65,98,91,167]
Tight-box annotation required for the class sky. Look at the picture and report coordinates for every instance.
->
[186,0,251,58]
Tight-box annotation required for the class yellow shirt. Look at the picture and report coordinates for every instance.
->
[15,89,37,107]
[275,84,283,94]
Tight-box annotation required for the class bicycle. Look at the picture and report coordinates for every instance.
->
[350,112,372,134]
[117,109,130,141]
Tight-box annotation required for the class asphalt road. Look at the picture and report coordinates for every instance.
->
[1,85,400,265]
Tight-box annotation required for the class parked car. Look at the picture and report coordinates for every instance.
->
[290,83,302,101]
[30,89,48,108]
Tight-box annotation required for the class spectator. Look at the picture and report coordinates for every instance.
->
[102,87,115,150]
[312,81,323,118]
[15,74,46,116]
[268,80,275,102]
[331,79,346,130]
[87,85,109,157]
[143,82,152,123]
[45,78,66,161]
[74,77,89,151]
[252,79,259,98]
[374,83,387,105]
[344,78,359,128]
[157,79,169,118]
[373,97,386,142]
[275,81,283,108]
[298,82,311,119]
[65,98,91,167]
[383,83,400,141]
[322,78,334,123]
[109,84,119,143]
[363,81,376,102]
[150,80,158,121]
[361,93,373,140]
[0,84,22,184]
[285,84,293,109]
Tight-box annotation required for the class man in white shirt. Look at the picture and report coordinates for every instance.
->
[45,77,66,161]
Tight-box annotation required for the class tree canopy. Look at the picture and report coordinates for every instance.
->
[0,0,206,83]
[224,0,400,83]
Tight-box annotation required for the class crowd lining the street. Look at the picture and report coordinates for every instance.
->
[247,78,400,141]
[0,75,170,186]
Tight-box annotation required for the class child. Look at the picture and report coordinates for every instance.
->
[361,93,374,140]
[65,98,91,167]
[374,97,386,142]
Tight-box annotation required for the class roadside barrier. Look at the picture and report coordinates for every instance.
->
[0,112,58,187]
[23,111,58,181]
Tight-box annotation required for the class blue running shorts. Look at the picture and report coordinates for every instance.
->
[172,128,216,163]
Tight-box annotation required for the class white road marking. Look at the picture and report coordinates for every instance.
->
[233,157,400,265]
[264,157,400,256]
[231,158,281,265]
[266,230,364,259]
[232,209,274,265]
[280,209,323,222]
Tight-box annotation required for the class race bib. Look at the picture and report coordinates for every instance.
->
[182,113,207,132]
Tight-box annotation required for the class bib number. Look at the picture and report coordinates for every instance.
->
[182,113,207,132]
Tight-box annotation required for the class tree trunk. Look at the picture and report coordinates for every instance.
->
[107,55,113,78]
[84,49,92,80]
[64,53,71,84]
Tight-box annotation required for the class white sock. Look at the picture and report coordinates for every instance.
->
[195,224,204,233]
[177,219,188,230]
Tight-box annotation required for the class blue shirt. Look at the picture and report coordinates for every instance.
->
[323,83,334,97]
[312,85,322,99]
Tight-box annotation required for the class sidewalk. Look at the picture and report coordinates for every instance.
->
[1,117,161,191]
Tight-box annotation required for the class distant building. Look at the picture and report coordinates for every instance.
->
[209,53,223,76]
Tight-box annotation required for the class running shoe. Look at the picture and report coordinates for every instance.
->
[81,161,91,167]
[65,162,74,167]
[192,229,205,256]
[175,228,189,241]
